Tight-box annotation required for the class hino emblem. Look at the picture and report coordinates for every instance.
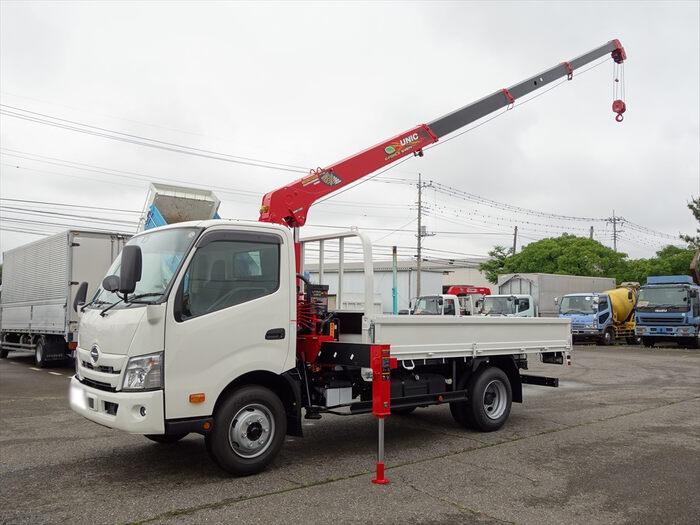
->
[90,345,100,363]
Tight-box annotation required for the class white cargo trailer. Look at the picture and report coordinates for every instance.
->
[1,230,129,366]
[496,273,617,317]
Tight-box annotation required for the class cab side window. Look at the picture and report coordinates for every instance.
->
[518,298,530,313]
[598,297,609,311]
[178,239,280,321]
[444,299,455,316]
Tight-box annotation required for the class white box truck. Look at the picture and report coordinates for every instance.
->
[1,230,129,366]
[483,273,617,317]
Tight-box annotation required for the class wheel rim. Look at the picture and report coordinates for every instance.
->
[36,343,43,363]
[482,379,508,420]
[228,403,275,459]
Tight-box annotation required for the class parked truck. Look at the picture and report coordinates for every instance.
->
[69,39,626,476]
[635,275,700,348]
[0,230,129,366]
[482,274,616,317]
[558,282,639,345]
[445,286,490,315]
[410,294,462,316]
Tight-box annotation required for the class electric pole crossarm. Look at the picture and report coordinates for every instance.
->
[427,40,626,138]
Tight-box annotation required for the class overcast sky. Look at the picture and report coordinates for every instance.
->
[1,0,698,264]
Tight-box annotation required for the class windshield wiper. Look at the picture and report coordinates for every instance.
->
[100,298,124,317]
[127,292,163,303]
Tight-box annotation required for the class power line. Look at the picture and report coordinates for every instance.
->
[0,104,309,174]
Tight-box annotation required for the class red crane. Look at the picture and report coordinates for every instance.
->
[259,39,626,257]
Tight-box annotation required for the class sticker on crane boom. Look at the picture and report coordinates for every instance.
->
[383,129,432,162]
[318,170,342,187]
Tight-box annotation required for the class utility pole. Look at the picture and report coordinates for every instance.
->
[512,226,518,255]
[606,210,624,252]
[416,173,434,297]
[589,226,594,240]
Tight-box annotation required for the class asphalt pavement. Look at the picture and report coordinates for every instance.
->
[1,344,698,524]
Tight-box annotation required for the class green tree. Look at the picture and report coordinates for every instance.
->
[478,246,511,284]
[499,234,626,278]
[679,196,700,249]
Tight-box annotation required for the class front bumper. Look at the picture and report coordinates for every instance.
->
[635,326,697,338]
[69,377,164,434]
[572,328,601,336]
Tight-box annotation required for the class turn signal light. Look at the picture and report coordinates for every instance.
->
[189,393,205,403]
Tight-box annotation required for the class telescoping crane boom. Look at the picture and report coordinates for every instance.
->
[259,39,626,243]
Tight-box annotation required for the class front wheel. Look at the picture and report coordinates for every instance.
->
[599,327,614,346]
[642,337,655,348]
[205,386,286,476]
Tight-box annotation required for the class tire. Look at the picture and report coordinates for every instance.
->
[0,348,9,359]
[35,339,48,368]
[642,337,655,347]
[391,406,416,415]
[626,336,641,345]
[145,433,189,444]
[451,366,512,432]
[205,385,286,476]
[599,327,614,346]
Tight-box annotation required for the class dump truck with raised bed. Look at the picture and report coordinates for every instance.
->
[69,39,627,476]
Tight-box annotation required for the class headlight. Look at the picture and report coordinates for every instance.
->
[678,327,691,334]
[122,352,163,391]
[584,324,595,329]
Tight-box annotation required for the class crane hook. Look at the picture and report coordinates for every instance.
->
[612,99,626,123]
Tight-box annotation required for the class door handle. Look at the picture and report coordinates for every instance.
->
[265,328,286,340]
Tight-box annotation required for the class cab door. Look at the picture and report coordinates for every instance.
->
[163,226,294,420]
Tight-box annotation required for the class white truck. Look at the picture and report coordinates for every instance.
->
[68,39,626,476]
[1,230,128,366]
[482,274,618,318]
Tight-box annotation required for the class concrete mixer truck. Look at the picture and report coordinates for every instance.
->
[558,283,639,345]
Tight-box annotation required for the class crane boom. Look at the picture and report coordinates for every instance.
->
[259,39,626,231]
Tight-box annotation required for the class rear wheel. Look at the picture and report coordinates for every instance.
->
[205,385,286,476]
[451,366,512,432]
[35,339,48,368]
[145,433,189,444]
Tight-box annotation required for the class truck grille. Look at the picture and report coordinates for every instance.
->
[637,317,683,324]
[82,361,119,374]
[79,377,117,392]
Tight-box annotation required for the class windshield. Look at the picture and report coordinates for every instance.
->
[482,297,516,316]
[560,295,596,315]
[637,286,689,311]
[413,296,441,315]
[91,227,199,306]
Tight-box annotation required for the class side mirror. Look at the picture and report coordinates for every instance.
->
[690,290,698,298]
[438,297,444,306]
[554,297,559,306]
[119,245,142,294]
[73,281,88,312]
[102,275,120,292]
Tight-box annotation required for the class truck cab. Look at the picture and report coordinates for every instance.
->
[481,294,535,317]
[411,294,460,316]
[558,292,611,343]
[635,275,700,347]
